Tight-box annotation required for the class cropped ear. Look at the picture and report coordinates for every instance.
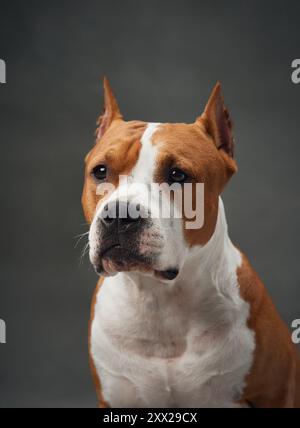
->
[96,77,123,141]
[198,82,234,157]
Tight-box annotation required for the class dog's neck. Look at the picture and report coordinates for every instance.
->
[123,197,241,299]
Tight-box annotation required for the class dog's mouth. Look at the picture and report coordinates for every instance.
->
[96,242,153,276]
[155,268,179,280]
[100,243,122,258]
[96,243,179,281]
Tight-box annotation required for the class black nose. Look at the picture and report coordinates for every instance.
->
[100,200,141,231]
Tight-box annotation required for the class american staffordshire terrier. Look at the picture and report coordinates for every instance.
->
[82,78,300,408]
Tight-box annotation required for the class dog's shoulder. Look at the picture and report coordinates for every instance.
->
[237,252,299,407]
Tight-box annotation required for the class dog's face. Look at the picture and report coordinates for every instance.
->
[82,79,237,281]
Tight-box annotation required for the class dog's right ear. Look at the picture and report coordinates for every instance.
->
[95,77,123,141]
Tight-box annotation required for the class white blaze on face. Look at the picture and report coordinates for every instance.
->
[95,123,160,209]
[128,122,188,272]
[130,122,160,184]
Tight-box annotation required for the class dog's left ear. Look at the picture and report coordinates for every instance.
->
[198,82,234,158]
[96,77,123,141]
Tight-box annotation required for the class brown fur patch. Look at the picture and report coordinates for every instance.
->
[151,122,236,246]
[82,120,147,224]
[237,252,300,407]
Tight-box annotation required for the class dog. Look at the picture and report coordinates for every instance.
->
[81,78,300,408]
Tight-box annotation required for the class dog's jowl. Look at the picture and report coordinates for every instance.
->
[82,78,300,408]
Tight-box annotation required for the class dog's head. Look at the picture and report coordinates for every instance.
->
[82,78,237,281]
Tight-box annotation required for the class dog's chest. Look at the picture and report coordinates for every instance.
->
[91,275,254,408]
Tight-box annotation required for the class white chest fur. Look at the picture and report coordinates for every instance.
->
[91,279,253,407]
[90,201,255,408]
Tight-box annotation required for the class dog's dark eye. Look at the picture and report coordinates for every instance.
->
[168,167,188,184]
[92,164,107,181]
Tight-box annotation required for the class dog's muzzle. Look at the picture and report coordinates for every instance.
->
[92,200,154,276]
[90,200,179,280]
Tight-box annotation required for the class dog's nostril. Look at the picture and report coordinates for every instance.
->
[120,217,138,225]
[121,211,140,224]
[102,216,114,224]
[119,201,141,225]
[100,201,142,229]
[100,202,117,226]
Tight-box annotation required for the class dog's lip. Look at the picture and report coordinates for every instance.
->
[100,243,121,258]
[97,243,179,281]
[154,268,179,281]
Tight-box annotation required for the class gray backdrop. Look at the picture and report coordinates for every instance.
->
[0,0,299,408]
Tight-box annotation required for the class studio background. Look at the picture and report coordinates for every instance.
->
[0,0,299,407]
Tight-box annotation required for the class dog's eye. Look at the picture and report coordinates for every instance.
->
[168,167,188,184]
[92,164,107,181]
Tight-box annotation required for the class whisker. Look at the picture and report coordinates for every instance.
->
[79,241,90,266]
[75,231,89,238]
[74,231,89,248]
